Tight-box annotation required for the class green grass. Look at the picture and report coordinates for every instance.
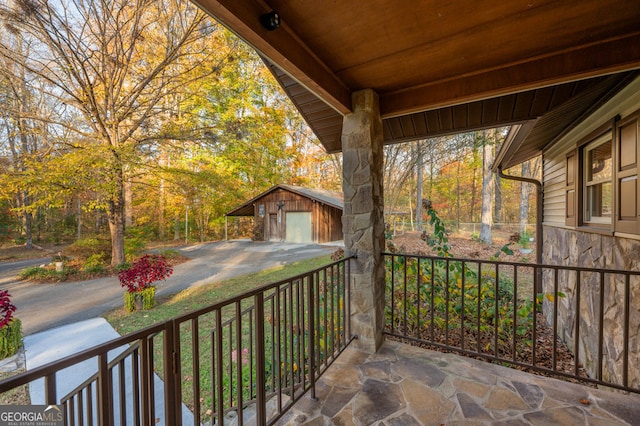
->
[105,254,333,335]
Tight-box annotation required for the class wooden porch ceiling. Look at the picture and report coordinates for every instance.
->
[194,0,640,153]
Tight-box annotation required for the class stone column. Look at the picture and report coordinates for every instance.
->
[341,89,386,353]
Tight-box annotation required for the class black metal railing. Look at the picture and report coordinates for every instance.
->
[384,253,640,394]
[0,257,354,425]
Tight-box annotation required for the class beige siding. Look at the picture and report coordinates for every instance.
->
[542,76,640,228]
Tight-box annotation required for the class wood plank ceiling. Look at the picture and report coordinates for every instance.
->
[193,0,640,153]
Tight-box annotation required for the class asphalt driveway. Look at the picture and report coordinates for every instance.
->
[1,240,340,335]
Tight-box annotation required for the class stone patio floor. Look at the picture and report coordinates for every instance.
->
[277,340,640,425]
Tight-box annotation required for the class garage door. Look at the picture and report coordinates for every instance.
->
[285,212,312,243]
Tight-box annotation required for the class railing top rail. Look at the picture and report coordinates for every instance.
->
[0,325,164,392]
[383,252,640,276]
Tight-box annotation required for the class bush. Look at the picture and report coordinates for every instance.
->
[0,290,20,358]
[118,255,173,312]
[19,266,49,280]
[66,236,111,261]
[158,249,181,259]
[83,253,106,270]
[123,287,156,312]
[0,319,21,359]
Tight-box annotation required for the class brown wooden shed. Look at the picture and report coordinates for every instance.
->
[226,184,343,244]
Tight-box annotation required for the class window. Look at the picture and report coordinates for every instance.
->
[583,136,612,224]
[565,110,640,234]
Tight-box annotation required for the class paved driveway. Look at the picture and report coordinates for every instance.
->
[1,240,339,335]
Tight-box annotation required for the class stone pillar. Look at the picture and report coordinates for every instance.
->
[341,89,386,353]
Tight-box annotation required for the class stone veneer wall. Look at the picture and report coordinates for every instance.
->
[542,225,640,388]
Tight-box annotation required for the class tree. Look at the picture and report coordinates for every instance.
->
[479,130,495,244]
[0,0,216,265]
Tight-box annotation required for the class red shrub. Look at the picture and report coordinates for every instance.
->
[118,254,173,293]
[0,290,16,329]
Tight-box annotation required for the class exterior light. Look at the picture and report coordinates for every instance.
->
[260,11,280,31]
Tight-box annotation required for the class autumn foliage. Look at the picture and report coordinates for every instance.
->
[118,255,173,293]
[0,290,16,329]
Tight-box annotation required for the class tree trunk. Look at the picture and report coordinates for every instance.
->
[21,192,33,249]
[415,141,423,231]
[470,145,479,223]
[480,131,495,244]
[519,161,532,235]
[174,213,181,240]
[108,170,126,266]
[158,177,166,239]
[494,173,502,227]
[124,178,133,228]
[77,198,82,240]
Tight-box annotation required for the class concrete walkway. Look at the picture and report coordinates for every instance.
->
[279,340,640,425]
[24,318,193,425]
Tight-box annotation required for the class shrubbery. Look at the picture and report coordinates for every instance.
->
[0,290,20,359]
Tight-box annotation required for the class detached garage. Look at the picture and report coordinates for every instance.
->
[226,184,343,244]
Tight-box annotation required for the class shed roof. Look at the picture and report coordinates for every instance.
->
[226,184,344,217]
[195,0,640,153]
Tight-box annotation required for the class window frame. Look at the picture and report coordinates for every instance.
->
[582,134,613,226]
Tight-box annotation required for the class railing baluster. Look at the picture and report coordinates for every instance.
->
[623,273,631,388]
[445,258,450,346]
[164,320,179,426]
[69,395,75,426]
[308,272,316,400]
[597,271,605,381]
[235,301,243,426]
[430,258,435,342]
[494,263,499,358]
[403,257,408,336]
[477,263,482,353]
[132,348,140,426]
[86,382,93,426]
[76,390,83,426]
[417,258,421,338]
[97,353,111,426]
[288,280,295,398]
[275,284,283,413]
[215,309,224,426]
[191,317,201,423]
[391,255,396,335]
[532,265,538,367]
[574,270,581,377]
[255,293,267,426]
[512,265,517,362]
[461,261,466,351]
[118,359,126,425]
[553,268,559,372]
[44,373,56,406]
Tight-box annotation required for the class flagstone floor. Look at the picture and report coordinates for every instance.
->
[277,340,640,425]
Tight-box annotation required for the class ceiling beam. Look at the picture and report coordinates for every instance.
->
[194,0,352,115]
[380,32,640,118]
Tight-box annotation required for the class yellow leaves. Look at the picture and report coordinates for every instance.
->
[545,293,555,303]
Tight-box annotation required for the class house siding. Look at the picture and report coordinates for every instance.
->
[540,76,640,388]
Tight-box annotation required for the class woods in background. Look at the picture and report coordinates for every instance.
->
[0,0,539,261]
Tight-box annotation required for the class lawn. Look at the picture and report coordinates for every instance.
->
[105,254,333,335]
